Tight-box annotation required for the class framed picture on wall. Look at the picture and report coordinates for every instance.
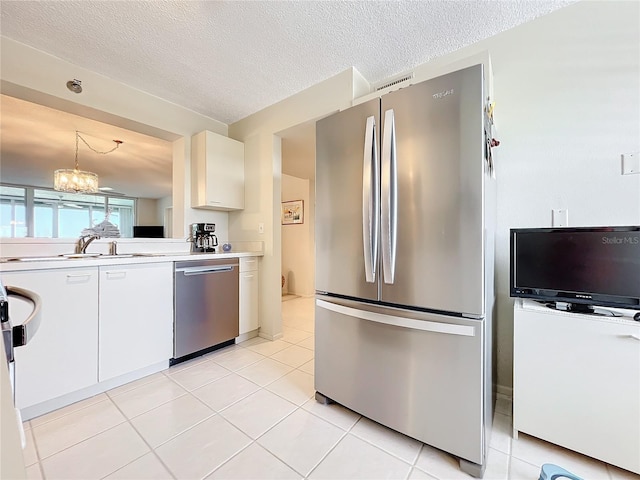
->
[282,199,304,225]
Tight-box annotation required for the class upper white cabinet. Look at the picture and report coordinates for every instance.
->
[98,263,173,382]
[2,268,99,410]
[191,130,245,211]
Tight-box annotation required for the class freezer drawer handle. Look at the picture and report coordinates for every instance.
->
[316,299,475,336]
[176,265,235,275]
[381,109,397,284]
[362,115,379,283]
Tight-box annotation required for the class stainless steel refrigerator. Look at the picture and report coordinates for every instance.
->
[315,64,496,478]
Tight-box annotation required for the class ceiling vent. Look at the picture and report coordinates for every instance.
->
[375,73,414,92]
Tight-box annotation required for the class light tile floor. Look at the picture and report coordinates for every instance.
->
[22,297,638,479]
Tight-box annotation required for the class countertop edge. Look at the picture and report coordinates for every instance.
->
[0,252,263,272]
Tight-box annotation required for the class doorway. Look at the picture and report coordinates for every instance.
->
[279,120,316,301]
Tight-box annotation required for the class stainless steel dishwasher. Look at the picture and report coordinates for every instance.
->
[173,258,239,363]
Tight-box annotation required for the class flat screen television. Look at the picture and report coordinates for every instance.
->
[133,226,164,238]
[510,226,640,314]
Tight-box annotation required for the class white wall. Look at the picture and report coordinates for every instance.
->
[136,198,160,225]
[446,0,639,391]
[281,174,314,296]
[4,1,636,389]
[229,68,369,340]
[0,37,230,240]
[231,1,639,388]
[157,195,173,238]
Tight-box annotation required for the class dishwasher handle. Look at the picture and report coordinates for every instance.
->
[176,265,236,276]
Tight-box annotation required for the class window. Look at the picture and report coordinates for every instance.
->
[0,186,27,238]
[0,185,135,238]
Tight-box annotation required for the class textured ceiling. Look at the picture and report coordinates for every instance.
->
[0,0,573,125]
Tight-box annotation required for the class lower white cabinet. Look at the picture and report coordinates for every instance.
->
[99,263,173,381]
[2,268,99,410]
[513,299,640,475]
[239,257,259,334]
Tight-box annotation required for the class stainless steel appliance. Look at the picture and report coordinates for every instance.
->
[172,258,239,363]
[1,278,42,462]
[315,64,496,478]
[189,223,219,253]
[1,280,42,402]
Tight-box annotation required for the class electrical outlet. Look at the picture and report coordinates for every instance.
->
[552,209,568,227]
[622,152,639,175]
[258,222,264,234]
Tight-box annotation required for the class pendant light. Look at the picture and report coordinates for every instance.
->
[54,131,122,194]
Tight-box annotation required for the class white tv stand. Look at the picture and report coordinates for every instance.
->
[513,299,640,475]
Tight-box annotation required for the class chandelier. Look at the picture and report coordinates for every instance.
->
[54,131,122,194]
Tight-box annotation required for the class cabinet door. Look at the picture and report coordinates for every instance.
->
[99,263,173,381]
[239,258,259,334]
[514,300,640,474]
[2,268,98,409]
[192,130,245,211]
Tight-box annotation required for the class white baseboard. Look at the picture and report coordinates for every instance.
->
[259,331,283,341]
[20,361,168,421]
[235,330,259,343]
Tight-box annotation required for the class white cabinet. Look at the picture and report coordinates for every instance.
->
[99,263,173,381]
[2,268,99,410]
[191,130,244,211]
[239,257,259,334]
[513,299,640,474]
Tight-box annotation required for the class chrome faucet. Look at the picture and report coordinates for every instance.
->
[75,234,101,254]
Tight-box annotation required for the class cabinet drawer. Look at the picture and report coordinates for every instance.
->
[240,257,258,272]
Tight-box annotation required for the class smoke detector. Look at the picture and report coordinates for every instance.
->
[66,79,83,94]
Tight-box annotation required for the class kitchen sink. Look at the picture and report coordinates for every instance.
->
[105,253,167,258]
[1,253,103,262]
[2,256,70,262]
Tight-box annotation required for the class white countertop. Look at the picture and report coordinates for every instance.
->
[0,251,262,272]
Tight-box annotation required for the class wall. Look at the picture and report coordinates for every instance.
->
[0,37,231,241]
[3,1,637,389]
[229,68,370,340]
[157,195,173,237]
[451,0,639,392]
[281,174,314,296]
[136,198,160,225]
[231,1,639,388]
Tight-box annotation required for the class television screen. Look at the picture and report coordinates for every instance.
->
[510,226,640,311]
[133,226,164,238]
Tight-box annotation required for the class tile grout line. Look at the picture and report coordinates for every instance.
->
[104,389,178,480]
[29,406,129,463]
[203,402,307,479]
[28,393,110,428]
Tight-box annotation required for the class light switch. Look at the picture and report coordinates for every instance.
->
[258,222,264,234]
[552,209,568,227]
[622,152,640,175]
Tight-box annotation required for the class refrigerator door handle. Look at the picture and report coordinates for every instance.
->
[317,299,475,336]
[381,109,398,284]
[362,115,379,283]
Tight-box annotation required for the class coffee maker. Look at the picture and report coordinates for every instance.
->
[190,223,218,253]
